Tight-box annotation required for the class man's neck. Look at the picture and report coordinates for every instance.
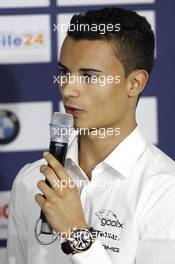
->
[78,122,137,179]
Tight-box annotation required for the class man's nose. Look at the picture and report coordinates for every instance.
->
[60,73,81,98]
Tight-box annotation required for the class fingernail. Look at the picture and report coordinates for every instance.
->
[40,165,46,172]
[43,151,49,157]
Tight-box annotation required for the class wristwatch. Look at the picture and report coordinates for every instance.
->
[61,227,96,255]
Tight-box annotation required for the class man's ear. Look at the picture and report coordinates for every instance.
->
[127,70,149,97]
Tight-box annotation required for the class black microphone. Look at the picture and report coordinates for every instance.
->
[40,112,73,234]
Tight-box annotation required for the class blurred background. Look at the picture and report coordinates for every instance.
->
[0,0,174,262]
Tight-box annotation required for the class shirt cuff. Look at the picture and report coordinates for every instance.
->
[71,239,113,264]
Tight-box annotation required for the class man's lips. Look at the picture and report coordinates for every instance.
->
[64,105,84,111]
[64,106,85,115]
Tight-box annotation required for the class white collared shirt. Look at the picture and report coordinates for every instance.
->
[6,127,175,264]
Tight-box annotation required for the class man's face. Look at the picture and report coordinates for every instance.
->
[59,36,130,130]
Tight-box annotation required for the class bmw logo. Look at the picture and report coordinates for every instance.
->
[0,110,20,145]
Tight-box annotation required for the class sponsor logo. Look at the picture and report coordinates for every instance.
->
[101,218,124,229]
[103,244,120,253]
[95,209,124,229]
[95,209,124,253]
[0,32,45,49]
[94,229,120,241]
[0,110,20,144]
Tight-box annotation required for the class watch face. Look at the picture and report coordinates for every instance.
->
[69,229,92,252]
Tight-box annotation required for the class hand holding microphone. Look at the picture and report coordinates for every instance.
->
[35,112,88,245]
[40,112,73,235]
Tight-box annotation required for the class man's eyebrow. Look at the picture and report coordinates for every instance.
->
[79,68,103,73]
[58,62,68,69]
[58,62,103,73]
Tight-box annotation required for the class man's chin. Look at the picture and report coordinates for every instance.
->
[72,117,99,132]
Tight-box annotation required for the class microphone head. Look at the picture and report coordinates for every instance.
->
[50,112,73,143]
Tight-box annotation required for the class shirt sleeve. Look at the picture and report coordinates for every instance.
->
[136,176,175,264]
[71,239,113,264]
[6,165,30,264]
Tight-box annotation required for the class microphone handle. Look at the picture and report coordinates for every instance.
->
[40,141,68,234]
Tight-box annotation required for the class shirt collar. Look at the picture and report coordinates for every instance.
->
[103,127,147,178]
[65,126,147,178]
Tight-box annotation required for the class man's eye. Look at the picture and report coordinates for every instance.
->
[83,73,95,82]
[59,69,68,76]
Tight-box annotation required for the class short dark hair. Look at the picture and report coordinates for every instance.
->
[67,7,155,77]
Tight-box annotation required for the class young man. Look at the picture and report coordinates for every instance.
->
[6,7,175,264]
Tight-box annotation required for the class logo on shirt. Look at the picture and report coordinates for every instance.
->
[95,209,124,253]
[95,209,124,229]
